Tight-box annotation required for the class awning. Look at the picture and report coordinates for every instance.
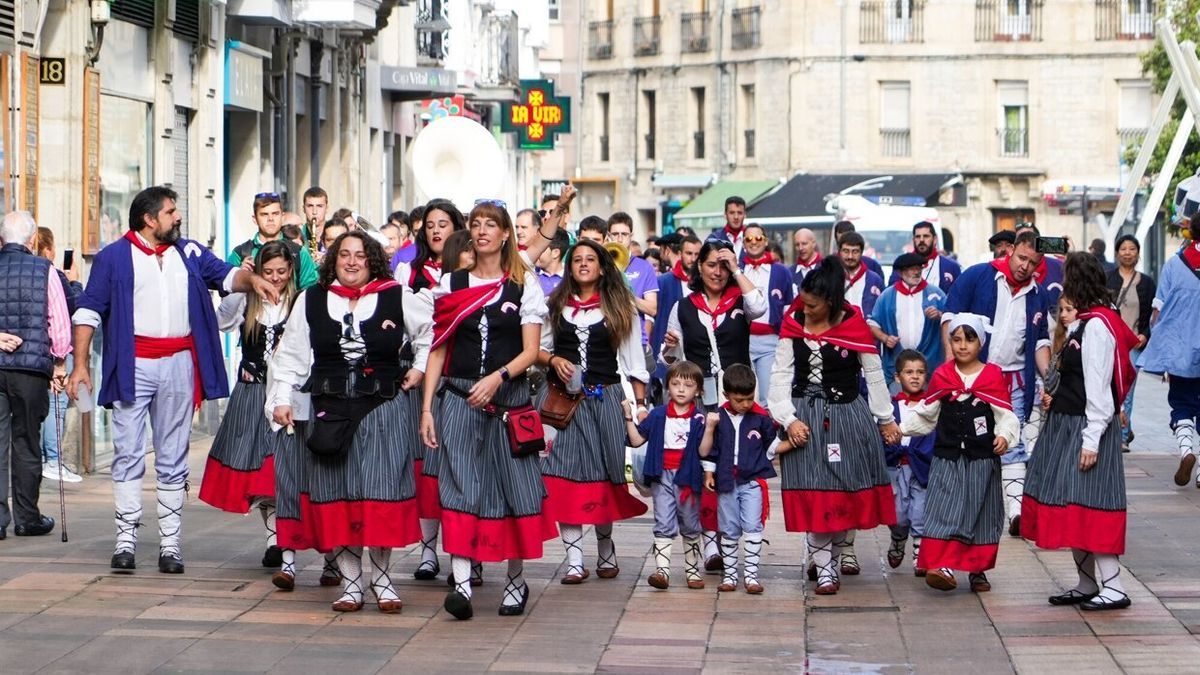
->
[674,180,780,231]
[652,173,715,190]
[748,173,963,225]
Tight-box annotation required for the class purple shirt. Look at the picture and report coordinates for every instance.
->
[537,268,563,297]
[390,243,417,271]
[625,256,659,345]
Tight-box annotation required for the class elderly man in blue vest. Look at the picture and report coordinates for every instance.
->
[0,211,72,540]
[68,186,277,573]
[941,230,1051,537]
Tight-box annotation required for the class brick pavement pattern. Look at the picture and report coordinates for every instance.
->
[0,374,1195,673]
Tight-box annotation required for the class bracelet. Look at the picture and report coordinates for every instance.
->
[624,416,633,422]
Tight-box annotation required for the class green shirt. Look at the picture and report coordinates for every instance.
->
[226,233,319,290]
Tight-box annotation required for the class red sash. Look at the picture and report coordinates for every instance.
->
[671,260,690,283]
[1078,306,1139,403]
[567,294,601,317]
[1182,241,1200,274]
[743,252,775,266]
[923,361,1012,411]
[431,274,509,353]
[778,301,878,354]
[845,264,866,287]
[134,335,202,410]
[327,279,399,300]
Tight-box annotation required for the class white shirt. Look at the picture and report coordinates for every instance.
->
[985,274,1034,372]
[921,255,942,287]
[899,367,1021,447]
[661,286,769,406]
[767,336,894,428]
[896,290,924,349]
[1075,318,1118,452]
[539,296,650,384]
[432,270,546,377]
[742,262,774,330]
[664,413,693,450]
[700,410,784,473]
[845,270,867,312]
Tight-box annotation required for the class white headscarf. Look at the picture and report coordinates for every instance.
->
[947,312,992,348]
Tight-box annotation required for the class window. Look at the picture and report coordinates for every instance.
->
[599,92,611,162]
[548,0,560,21]
[1096,0,1155,40]
[976,0,1042,41]
[691,87,706,159]
[997,81,1028,157]
[1118,79,1152,149]
[861,0,924,44]
[643,90,657,160]
[731,5,761,49]
[741,84,756,158]
[880,81,911,157]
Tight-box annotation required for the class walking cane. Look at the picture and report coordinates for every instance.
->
[52,390,68,543]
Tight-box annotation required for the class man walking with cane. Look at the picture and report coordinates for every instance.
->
[68,186,277,572]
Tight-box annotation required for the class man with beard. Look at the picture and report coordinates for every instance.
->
[68,186,278,574]
[791,227,822,292]
[839,232,886,317]
[888,221,960,292]
[941,230,1051,537]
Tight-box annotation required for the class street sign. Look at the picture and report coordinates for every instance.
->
[502,79,571,150]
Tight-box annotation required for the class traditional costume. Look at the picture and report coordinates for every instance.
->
[792,253,822,296]
[844,263,886,317]
[887,248,961,292]
[650,261,692,386]
[884,391,935,574]
[741,251,795,404]
[869,269,947,382]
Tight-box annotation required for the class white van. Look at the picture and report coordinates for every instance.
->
[827,195,941,278]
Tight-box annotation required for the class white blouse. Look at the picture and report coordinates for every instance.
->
[768,337,893,428]
[898,366,1021,447]
[1073,318,1118,452]
[539,297,650,385]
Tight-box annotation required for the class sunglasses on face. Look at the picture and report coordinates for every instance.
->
[744,235,766,244]
[537,209,549,218]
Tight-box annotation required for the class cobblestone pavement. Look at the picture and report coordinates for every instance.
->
[0,374,1196,674]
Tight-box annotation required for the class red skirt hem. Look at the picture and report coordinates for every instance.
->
[781,485,897,533]
[543,475,648,524]
[277,518,311,551]
[1020,495,1126,555]
[289,493,421,551]
[917,537,998,573]
[414,459,442,519]
[441,506,559,562]
[198,455,276,514]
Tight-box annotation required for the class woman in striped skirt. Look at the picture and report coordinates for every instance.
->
[199,241,297,571]
[767,257,899,595]
[420,201,557,620]
[1023,253,1138,611]
[538,238,650,583]
[268,230,426,613]
[899,313,1018,593]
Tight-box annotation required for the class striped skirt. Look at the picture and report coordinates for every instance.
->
[290,394,421,552]
[275,421,310,550]
[400,384,441,520]
[436,376,558,562]
[538,384,648,525]
[917,455,1004,573]
[778,395,896,533]
[199,382,277,513]
[1022,412,1126,555]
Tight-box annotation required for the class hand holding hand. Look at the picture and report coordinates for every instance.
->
[787,420,810,447]
[879,421,901,446]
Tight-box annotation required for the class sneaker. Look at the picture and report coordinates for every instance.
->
[43,461,83,483]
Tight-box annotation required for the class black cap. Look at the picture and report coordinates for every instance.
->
[893,252,926,270]
[988,230,1016,246]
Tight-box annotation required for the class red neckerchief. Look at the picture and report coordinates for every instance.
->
[688,286,742,330]
[667,401,696,418]
[778,301,879,354]
[991,256,1033,295]
[742,252,775,267]
[796,252,822,270]
[672,260,691,282]
[431,273,509,352]
[125,230,171,256]
[327,279,400,300]
[924,246,939,262]
[724,224,743,242]
[924,361,1012,411]
[844,264,866,287]
[893,390,926,404]
[518,244,528,252]
[894,279,928,296]
[567,293,601,317]
[1078,305,1139,403]
[1032,256,1056,284]
[1182,241,1200,273]
[720,401,771,418]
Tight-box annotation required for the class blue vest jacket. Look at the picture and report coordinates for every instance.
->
[944,261,1049,420]
[854,269,886,318]
[884,400,936,487]
[0,243,53,376]
[708,408,778,493]
[869,283,946,381]
[633,405,706,493]
[76,237,236,407]
[740,260,794,331]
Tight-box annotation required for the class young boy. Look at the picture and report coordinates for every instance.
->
[624,361,709,590]
[885,350,936,577]
[698,364,789,594]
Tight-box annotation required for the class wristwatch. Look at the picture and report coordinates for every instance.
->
[499,367,511,382]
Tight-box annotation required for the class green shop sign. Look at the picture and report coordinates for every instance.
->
[502,79,571,150]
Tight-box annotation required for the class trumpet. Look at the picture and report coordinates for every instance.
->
[603,242,630,272]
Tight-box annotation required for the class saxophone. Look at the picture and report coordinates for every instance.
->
[308,218,321,261]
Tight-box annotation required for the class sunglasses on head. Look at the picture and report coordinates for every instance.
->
[474,198,508,210]
[254,192,281,202]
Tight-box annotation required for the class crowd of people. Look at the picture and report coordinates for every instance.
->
[0,183,1197,621]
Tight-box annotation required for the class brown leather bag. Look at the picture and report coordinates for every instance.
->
[540,380,583,430]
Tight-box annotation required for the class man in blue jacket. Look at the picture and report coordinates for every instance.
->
[68,186,276,574]
[887,221,961,292]
[941,230,1050,537]
[739,224,793,404]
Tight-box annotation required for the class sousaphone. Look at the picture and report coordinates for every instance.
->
[410,116,507,212]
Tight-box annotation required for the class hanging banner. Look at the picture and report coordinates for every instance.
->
[501,79,571,150]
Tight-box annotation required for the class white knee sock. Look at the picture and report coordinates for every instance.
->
[703,530,719,561]
[450,555,473,599]
[1001,463,1026,519]
[336,546,364,604]
[1071,548,1099,595]
[367,547,398,602]
[560,523,585,576]
[595,523,616,571]
[259,501,277,548]
[1095,554,1128,603]
[683,535,703,582]
[808,533,837,585]
[113,480,142,555]
[652,537,673,580]
[417,518,440,570]
[280,548,296,576]
[743,533,763,585]
[833,530,858,570]
[156,481,186,556]
[720,536,739,586]
[1176,419,1196,459]
[502,559,526,607]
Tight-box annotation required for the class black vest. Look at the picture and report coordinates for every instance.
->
[551,313,620,386]
[305,285,405,398]
[933,395,997,461]
[790,339,862,403]
[445,270,525,380]
[238,312,287,384]
[1051,321,1089,417]
[677,295,751,377]
[0,244,53,377]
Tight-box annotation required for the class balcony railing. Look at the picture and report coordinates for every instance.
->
[1096,0,1155,40]
[634,16,661,56]
[860,0,924,44]
[645,133,656,160]
[589,20,614,59]
[681,12,711,53]
[998,127,1029,158]
[693,130,705,159]
[600,134,610,162]
[880,128,911,157]
[975,0,1043,41]
[731,6,762,50]
[745,129,756,158]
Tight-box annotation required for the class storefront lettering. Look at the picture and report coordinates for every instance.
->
[502,79,571,150]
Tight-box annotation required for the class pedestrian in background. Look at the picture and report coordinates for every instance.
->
[1105,234,1155,451]
[33,226,83,483]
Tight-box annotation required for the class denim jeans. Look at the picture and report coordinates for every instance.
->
[1120,348,1142,443]
[39,354,72,463]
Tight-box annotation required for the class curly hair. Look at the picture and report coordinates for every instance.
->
[547,239,637,348]
[318,230,393,287]
[688,240,738,293]
[1062,251,1113,311]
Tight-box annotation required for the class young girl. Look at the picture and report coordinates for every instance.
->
[900,313,1019,593]
[1022,297,1078,457]
[442,229,475,271]
[200,242,298,577]
[624,361,708,590]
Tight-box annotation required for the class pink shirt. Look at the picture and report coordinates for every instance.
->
[45,268,71,359]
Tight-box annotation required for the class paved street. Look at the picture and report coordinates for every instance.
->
[0,373,1197,674]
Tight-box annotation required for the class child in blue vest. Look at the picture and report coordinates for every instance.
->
[698,364,790,594]
[624,360,709,590]
[885,350,937,577]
